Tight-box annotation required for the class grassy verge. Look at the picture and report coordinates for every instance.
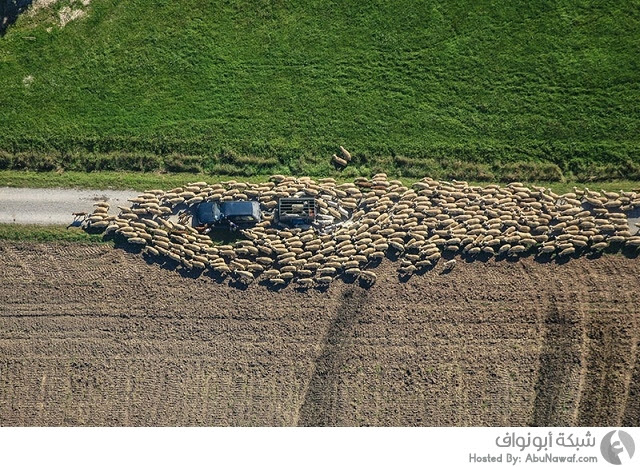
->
[2,150,640,184]
[0,170,638,194]
[0,170,270,191]
[0,224,109,243]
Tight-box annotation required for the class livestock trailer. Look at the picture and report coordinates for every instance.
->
[277,197,316,225]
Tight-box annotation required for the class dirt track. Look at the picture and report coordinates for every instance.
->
[0,241,638,426]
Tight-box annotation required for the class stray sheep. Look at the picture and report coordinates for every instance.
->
[443,259,457,271]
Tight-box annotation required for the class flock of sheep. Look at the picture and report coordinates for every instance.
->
[82,174,640,288]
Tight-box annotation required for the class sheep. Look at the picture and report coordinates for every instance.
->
[246,264,265,273]
[467,247,481,256]
[128,237,147,245]
[339,146,352,162]
[192,260,206,269]
[626,237,640,247]
[81,175,640,288]
[399,264,417,275]
[166,251,181,262]
[539,244,556,254]
[88,213,107,223]
[213,264,231,274]
[153,239,170,250]
[508,245,526,255]
[236,270,255,282]
[389,241,405,252]
[331,154,348,168]
[558,247,576,257]
[357,270,376,284]
[482,246,495,256]
[443,259,457,271]
[141,219,160,229]
[296,278,315,287]
[279,272,294,280]
[318,267,337,276]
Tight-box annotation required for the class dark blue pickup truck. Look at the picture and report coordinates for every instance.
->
[196,201,261,230]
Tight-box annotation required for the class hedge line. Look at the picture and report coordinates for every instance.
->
[1,141,640,182]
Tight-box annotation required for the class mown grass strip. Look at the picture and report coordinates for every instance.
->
[1,170,639,194]
[0,224,109,243]
[0,170,270,191]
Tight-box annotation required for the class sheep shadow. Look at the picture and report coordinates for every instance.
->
[414,262,436,275]
[112,239,144,255]
[227,278,249,291]
[552,254,572,265]
[141,251,179,272]
[385,249,404,262]
[133,246,206,278]
[467,252,492,263]
[494,253,517,263]
[585,250,604,261]
[339,273,358,285]
[202,269,227,284]
[398,273,413,283]
[357,278,375,290]
[67,219,85,229]
[441,250,458,261]
[176,266,205,279]
[621,246,639,259]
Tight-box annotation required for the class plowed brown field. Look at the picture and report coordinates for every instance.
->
[0,242,638,426]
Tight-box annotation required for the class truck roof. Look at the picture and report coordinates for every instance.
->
[195,200,261,226]
[220,201,260,217]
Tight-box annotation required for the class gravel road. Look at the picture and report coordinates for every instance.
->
[0,187,138,225]
[0,186,638,233]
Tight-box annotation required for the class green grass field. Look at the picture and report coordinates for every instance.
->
[1,0,639,181]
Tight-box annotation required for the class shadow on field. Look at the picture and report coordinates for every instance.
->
[296,288,368,426]
[106,225,639,291]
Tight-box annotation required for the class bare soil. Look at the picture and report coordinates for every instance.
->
[0,241,638,426]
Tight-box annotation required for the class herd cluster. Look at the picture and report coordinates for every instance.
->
[82,174,640,288]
